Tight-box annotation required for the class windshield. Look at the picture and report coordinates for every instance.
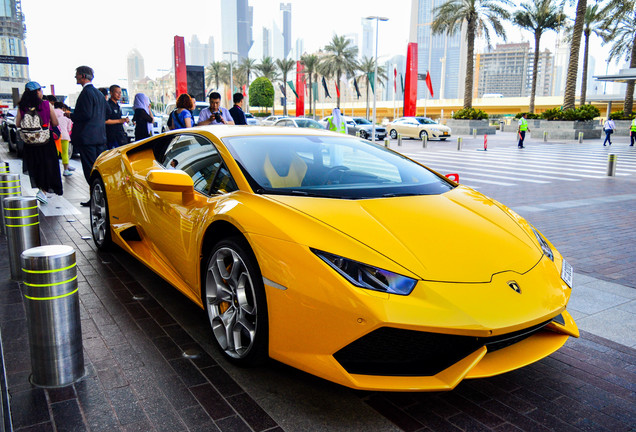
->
[416,118,437,125]
[223,135,453,199]
[121,107,134,117]
[192,105,208,117]
[296,119,324,129]
[353,118,371,125]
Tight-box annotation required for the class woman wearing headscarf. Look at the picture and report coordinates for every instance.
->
[327,107,347,134]
[15,81,63,203]
[132,93,153,141]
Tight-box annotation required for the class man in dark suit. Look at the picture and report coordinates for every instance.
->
[69,66,108,206]
[228,92,247,125]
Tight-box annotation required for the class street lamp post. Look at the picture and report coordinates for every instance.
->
[223,51,238,96]
[365,16,388,142]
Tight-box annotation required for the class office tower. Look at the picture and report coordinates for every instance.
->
[263,27,271,59]
[551,31,569,97]
[409,0,467,100]
[188,35,215,67]
[361,18,374,60]
[0,0,29,101]
[383,55,407,101]
[280,3,291,59]
[221,0,254,60]
[273,20,283,59]
[295,38,304,60]
[127,49,145,94]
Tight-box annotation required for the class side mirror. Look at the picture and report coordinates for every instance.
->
[445,173,459,183]
[146,170,194,203]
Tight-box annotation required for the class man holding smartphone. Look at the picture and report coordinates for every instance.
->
[198,92,234,126]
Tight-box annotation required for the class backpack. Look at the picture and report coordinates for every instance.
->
[19,108,50,145]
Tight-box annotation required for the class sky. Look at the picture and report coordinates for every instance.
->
[21,0,614,97]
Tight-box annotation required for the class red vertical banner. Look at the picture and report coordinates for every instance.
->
[296,61,305,117]
[404,42,418,117]
[174,36,187,98]
[50,85,55,96]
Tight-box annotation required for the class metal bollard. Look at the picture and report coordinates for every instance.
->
[22,245,84,387]
[384,137,389,148]
[607,154,617,177]
[0,161,9,174]
[421,134,428,148]
[472,128,477,138]
[398,133,402,146]
[4,196,40,280]
[457,137,463,151]
[0,173,21,235]
[355,130,360,137]
[543,131,548,142]
[578,132,584,143]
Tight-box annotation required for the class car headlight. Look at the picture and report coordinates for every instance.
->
[531,227,554,261]
[312,249,417,295]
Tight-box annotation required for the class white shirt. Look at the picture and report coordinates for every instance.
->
[604,119,615,130]
[199,106,233,124]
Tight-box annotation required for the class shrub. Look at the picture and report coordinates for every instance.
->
[514,112,539,119]
[609,110,636,120]
[539,105,600,121]
[540,108,562,120]
[576,104,600,121]
[249,77,274,109]
[452,108,489,120]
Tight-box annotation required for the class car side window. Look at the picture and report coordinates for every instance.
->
[162,134,223,195]
[211,163,238,194]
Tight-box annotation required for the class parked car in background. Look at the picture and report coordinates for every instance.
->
[122,104,168,142]
[164,102,210,126]
[387,117,451,140]
[261,115,288,125]
[245,112,260,125]
[1,108,20,154]
[273,117,325,129]
[318,116,386,140]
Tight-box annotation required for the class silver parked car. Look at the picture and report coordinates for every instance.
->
[273,117,325,129]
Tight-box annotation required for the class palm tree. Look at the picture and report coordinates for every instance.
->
[206,61,225,91]
[357,56,388,120]
[301,54,320,116]
[255,57,279,82]
[578,3,605,106]
[561,0,587,110]
[239,57,257,111]
[601,0,636,116]
[276,58,296,116]
[513,0,566,113]
[432,0,511,110]
[320,35,359,107]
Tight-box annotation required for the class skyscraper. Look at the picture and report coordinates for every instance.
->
[361,18,374,60]
[221,0,253,60]
[0,0,29,101]
[280,3,291,59]
[188,35,215,67]
[262,27,271,59]
[409,0,466,100]
[127,49,145,94]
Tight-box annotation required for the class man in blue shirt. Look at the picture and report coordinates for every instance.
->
[198,92,234,125]
[229,93,247,125]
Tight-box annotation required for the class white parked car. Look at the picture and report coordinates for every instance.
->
[261,115,288,125]
[121,104,166,142]
[245,112,260,125]
[164,102,210,126]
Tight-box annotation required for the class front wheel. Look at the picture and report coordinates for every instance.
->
[203,237,268,366]
[419,130,429,140]
[90,177,113,250]
[389,129,398,139]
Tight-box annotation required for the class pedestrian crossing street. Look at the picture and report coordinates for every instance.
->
[398,143,636,188]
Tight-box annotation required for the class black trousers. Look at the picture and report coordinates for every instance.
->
[78,143,106,184]
[518,131,526,147]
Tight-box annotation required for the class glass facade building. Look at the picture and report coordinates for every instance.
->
[0,0,29,101]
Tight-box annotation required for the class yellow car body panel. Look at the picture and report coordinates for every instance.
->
[90,126,578,391]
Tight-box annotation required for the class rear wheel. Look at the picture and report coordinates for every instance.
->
[389,129,398,139]
[90,177,113,250]
[203,237,268,366]
[359,130,368,139]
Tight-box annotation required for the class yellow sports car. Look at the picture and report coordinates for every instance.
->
[89,126,578,391]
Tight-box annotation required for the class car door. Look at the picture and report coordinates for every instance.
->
[403,119,420,138]
[136,133,237,298]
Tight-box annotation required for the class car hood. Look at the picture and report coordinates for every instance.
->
[267,186,542,283]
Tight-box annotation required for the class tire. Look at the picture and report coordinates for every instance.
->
[359,130,367,139]
[90,177,113,250]
[419,130,429,140]
[389,129,398,139]
[203,237,268,366]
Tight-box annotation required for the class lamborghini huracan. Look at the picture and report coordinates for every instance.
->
[89,125,578,391]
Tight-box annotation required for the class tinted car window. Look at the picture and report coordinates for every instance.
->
[162,134,223,195]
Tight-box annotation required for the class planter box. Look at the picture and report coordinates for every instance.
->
[446,119,497,136]
[609,120,634,137]
[530,120,602,140]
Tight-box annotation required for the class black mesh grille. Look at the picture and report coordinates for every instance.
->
[334,318,554,377]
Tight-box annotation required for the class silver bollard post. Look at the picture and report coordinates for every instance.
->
[607,154,617,177]
[5,196,40,280]
[0,173,21,235]
[578,132,584,143]
[421,134,428,149]
[472,128,477,138]
[355,130,360,137]
[22,245,84,387]
[457,137,463,151]
[543,131,548,142]
[0,161,9,174]
[398,133,402,146]
[384,137,389,148]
